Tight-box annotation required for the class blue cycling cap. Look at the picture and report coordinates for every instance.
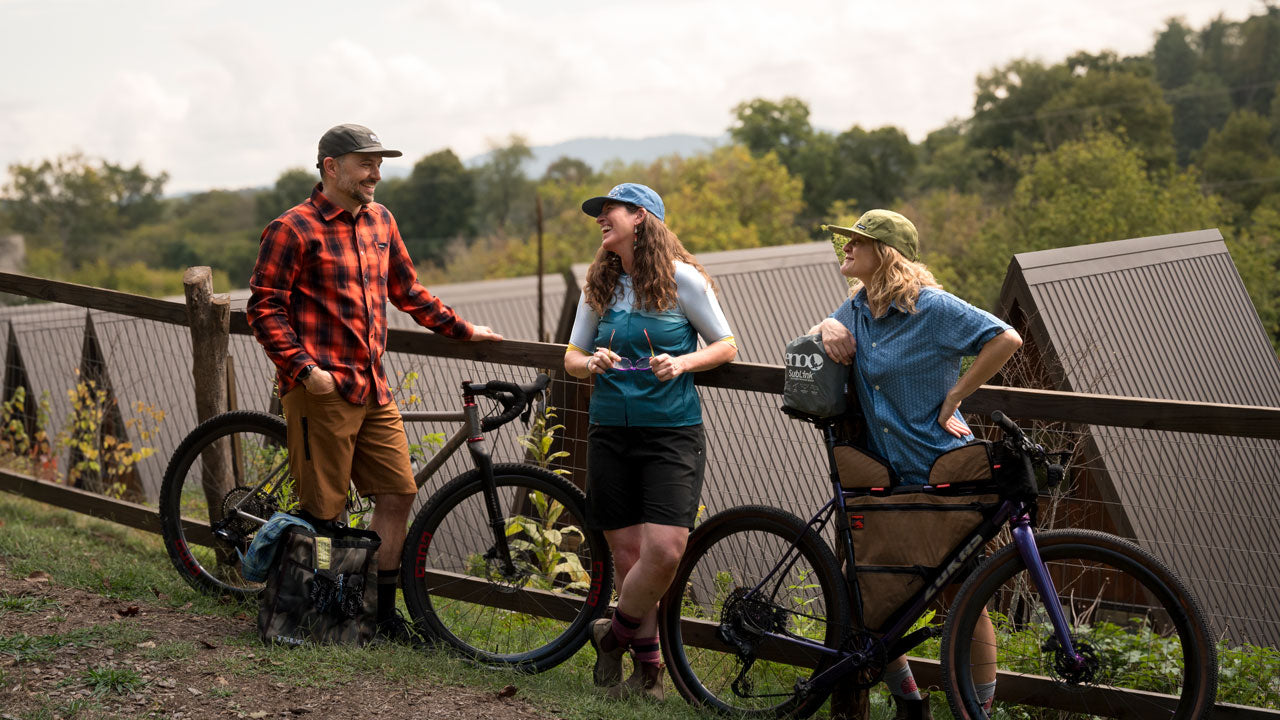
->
[581,182,665,223]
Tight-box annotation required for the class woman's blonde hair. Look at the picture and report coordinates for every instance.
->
[584,208,713,314]
[850,241,940,315]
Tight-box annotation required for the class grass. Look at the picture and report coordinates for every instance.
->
[10,698,104,720]
[0,622,154,663]
[79,665,147,695]
[0,492,743,720]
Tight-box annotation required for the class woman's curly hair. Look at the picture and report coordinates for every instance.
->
[849,240,940,316]
[584,207,715,313]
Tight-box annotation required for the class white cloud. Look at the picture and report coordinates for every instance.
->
[0,0,1265,192]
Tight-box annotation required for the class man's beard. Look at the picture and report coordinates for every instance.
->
[337,172,374,205]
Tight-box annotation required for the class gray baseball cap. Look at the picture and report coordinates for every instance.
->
[316,123,402,168]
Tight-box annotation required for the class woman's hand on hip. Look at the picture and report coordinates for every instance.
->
[815,318,855,364]
[937,392,971,438]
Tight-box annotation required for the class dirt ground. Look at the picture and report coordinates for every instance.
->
[0,561,558,720]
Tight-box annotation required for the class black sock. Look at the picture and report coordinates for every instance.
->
[377,569,398,623]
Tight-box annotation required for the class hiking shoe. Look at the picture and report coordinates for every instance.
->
[891,693,934,720]
[589,618,626,687]
[607,661,664,702]
[374,610,422,647]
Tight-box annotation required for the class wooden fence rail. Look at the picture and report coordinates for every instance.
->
[2,270,1277,439]
[1,271,1279,720]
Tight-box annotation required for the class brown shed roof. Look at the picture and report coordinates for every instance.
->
[998,228,1280,647]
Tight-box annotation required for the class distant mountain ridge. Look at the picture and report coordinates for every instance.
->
[464,132,727,177]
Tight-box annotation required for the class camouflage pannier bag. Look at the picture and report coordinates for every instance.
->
[258,525,381,646]
[838,441,1003,632]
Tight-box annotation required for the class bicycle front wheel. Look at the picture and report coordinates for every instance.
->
[400,464,612,672]
[159,411,295,599]
[659,505,850,719]
[941,529,1217,720]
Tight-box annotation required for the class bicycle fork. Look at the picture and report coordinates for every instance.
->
[1010,514,1086,670]
[464,396,518,577]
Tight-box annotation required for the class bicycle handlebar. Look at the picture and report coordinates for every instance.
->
[465,373,552,432]
[991,411,1025,442]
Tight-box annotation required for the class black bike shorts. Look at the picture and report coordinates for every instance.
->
[585,424,706,530]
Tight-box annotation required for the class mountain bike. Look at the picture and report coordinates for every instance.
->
[158,372,613,672]
[657,408,1217,719]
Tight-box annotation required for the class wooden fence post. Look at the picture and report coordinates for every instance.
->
[183,266,230,422]
[182,267,237,571]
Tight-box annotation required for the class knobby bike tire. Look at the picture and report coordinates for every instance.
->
[941,529,1217,720]
[159,411,291,599]
[400,464,613,672]
[659,505,850,719]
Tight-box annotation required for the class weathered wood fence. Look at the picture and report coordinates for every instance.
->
[0,270,1277,720]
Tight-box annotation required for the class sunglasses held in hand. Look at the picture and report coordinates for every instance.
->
[601,329,659,372]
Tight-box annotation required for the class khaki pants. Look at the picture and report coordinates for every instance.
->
[281,386,417,520]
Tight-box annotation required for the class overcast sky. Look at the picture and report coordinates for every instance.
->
[0,0,1264,193]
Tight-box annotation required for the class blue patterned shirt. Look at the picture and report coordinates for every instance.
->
[831,287,1011,485]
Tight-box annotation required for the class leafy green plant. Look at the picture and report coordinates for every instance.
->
[0,386,54,478]
[786,567,824,639]
[1217,640,1280,708]
[55,372,165,499]
[518,403,569,475]
[505,491,589,591]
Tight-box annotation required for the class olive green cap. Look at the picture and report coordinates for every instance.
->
[823,209,919,262]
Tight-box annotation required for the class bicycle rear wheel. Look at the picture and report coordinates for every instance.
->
[159,411,295,599]
[941,529,1217,720]
[659,505,850,719]
[400,464,612,672]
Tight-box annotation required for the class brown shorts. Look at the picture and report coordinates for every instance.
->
[281,386,417,520]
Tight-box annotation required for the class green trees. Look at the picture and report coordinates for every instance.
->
[4,153,167,276]
[730,97,918,222]
[385,149,476,265]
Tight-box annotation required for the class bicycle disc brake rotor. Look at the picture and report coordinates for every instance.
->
[221,486,276,537]
[1042,636,1099,685]
[481,545,533,593]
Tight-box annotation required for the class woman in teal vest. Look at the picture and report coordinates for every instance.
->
[565,183,737,700]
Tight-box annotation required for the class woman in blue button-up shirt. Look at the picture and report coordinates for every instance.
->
[811,209,1021,719]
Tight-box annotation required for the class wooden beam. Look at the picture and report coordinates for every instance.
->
[0,271,187,325]
[0,468,163,535]
[909,657,1280,720]
[965,385,1280,439]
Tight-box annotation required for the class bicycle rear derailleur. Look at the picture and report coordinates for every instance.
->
[718,587,789,697]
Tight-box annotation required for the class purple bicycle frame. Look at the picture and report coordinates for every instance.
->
[745,496,1086,696]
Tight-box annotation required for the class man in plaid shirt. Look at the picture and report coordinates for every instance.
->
[248,123,503,643]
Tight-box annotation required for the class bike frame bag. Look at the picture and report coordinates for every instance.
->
[840,442,1003,632]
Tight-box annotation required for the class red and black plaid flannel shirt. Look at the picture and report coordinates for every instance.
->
[247,184,472,406]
